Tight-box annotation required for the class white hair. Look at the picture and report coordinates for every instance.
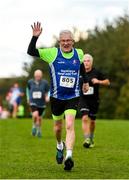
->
[34,69,43,76]
[59,30,74,40]
[83,54,93,63]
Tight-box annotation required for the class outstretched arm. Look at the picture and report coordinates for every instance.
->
[27,36,39,56]
[92,78,110,86]
[27,22,42,57]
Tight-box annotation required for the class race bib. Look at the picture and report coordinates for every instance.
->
[60,76,75,88]
[32,91,42,99]
[83,87,94,95]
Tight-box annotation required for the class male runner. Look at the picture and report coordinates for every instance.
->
[27,22,88,170]
[79,54,110,148]
[26,70,49,137]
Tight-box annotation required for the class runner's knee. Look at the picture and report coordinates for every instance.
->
[82,115,89,122]
[66,120,74,131]
[54,121,62,133]
[91,120,95,125]
[32,111,39,118]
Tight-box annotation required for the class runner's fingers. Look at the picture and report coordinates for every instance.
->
[31,25,34,30]
[34,22,36,29]
[37,21,40,29]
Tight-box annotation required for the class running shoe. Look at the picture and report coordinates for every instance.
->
[83,138,91,148]
[89,140,95,148]
[56,142,65,164]
[32,127,37,136]
[64,157,74,171]
[37,131,42,138]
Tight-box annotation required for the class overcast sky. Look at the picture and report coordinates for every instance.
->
[0,0,128,77]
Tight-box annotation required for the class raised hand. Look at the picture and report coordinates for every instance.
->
[31,22,42,37]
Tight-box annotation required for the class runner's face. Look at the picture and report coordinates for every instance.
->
[34,74,42,81]
[14,83,19,88]
[83,59,93,70]
[59,34,74,53]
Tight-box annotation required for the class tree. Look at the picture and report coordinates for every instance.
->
[74,14,129,119]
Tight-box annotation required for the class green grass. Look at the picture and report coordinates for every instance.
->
[0,119,129,179]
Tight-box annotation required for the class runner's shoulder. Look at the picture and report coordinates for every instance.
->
[38,47,57,54]
[75,48,84,55]
[38,47,58,63]
[28,79,35,86]
[41,79,48,84]
[92,67,101,74]
[28,79,33,83]
[75,49,84,63]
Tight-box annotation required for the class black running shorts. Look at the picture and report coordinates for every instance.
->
[50,97,79,117]
[30,106,45,116]
[79,96,99,120]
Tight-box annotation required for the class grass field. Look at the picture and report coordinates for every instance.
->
[0,119,129,179]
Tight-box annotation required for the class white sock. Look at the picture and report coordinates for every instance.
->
[57,141,63,150]
[32,123,36,129]
[66,149,72,159]
[36,125,41,133]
